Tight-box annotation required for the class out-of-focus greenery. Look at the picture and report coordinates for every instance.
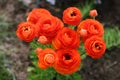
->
[0,53,13,80]
[77,0,94,19]
[103,27,120,49]
[0,13,16,80]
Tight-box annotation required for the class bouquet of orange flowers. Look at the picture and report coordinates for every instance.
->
[16,7,106,75]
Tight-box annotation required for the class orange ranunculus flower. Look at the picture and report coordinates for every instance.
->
[16,22,37,42]
[62,7,82,26]
[37,48,56,69]
[36,16,64,44]
[52,27,80,50]
[54,49,81,74]
[27,8,51,24]
[77,19,104,42]
[84,36,106,59]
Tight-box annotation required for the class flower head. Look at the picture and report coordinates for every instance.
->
[36,16,64,43]
[77,19,104,42]
[54,49,81,74]
[16,22,37,42]
[37,48,56,69]
[52,27,80,49]
[27,8,51,24]
[62,7,82,26]
[84,36,106,59]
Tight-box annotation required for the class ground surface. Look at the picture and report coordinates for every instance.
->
[0,0,120,80]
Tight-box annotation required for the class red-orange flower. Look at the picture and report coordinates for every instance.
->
[36,15,64,44]
[62,7,82,26]
[52,27,80,49]
[37,48,56,69]
[54,49,81,74]
[77,19,104,42]
[84,36,106,59]
[16,22,37,42]
[27,8,51,24]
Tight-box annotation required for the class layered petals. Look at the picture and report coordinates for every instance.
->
[16,22,37,42]
[27,8,51,24]
[84,36,106,59]
[52,27,80,49]
[77,19,104,42]
[54,49,81,74]
[36,16,64,43]
[62,7,82,26]
[36,48,56,69]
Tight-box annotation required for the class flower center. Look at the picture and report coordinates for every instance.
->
[95,43,101,50]
[64,54,71,60]
[71,11,76,17]
[44,54,55,64]
[24,27,30,32]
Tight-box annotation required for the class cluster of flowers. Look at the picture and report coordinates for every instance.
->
[16,7,106,75]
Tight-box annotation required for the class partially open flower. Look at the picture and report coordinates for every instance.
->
[77,19,104,42]
[63,7,82,26]
[37,48,56,69]
[52,27,80,50]
[54,49,81,74]
[84,36,106,59]
[16,22,37,42]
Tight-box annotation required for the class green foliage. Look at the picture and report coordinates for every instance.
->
[0,53,13,80]
[103,27,120,49]
[77,0,94,19]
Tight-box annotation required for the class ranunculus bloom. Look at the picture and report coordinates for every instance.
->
[77,19,104,42]
[37,48,56,69]
[84,36,106,59]
[52,27,80,49]
[62,7,82,26]
[27,8,51,24]
[89,9,98,17]
[36,16,64,44]
[16,22,37,42]
[54,49,81,74]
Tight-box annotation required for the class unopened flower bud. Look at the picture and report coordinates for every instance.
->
[38,36,48,44]
[89,9,98,17]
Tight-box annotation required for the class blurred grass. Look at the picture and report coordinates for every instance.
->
[0,53,13,80]
[0,11,16,80]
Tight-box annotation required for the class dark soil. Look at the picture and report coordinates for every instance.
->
[80,48,120,80]
[0,0,120,80]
